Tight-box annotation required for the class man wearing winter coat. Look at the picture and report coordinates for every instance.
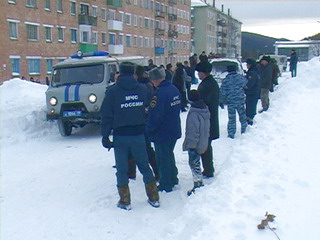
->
[290,49,298,77]
[196,61,220,178]
[220,65,248,138]
[183,90,210,195]
[258,56,273,112]
[245,58,260,125]
[100,62,159,210]
[147,67,181,192]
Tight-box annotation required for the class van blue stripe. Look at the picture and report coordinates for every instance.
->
[74,84,81,101]
[64,85,71,102]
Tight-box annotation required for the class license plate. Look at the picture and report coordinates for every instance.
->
[63,110,82,117]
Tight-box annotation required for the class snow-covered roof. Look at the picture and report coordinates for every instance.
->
[276,44,310,48]
[191,0,207,7]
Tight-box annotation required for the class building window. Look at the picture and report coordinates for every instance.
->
[119,34,123,45]
[144,18,149,28]
[109,9,115,20]
[133,15,138,26]
[57,28,64,42]
[80,4,89,15]
[92,31,97,44]
[145,37,149,48]
[101,8,106,21]
[101,32,106,45]
[56,0,62,13]
[44,0,50,10]
[8,21,18,39]
[46,59,53,73]
[27,59,41,75]
[81,31,89,43]
[139,36,143,47]
[70,1,76,15]
[125,13,131,25]
[26,0,37,8]
[70,29,77,43]
[92,6,97,17]
[44,26,52,42]
[109,33,116,45]
[126,35,131,47]
[26,24,39,41]
[10,57,20,76]
[139,16,143,28]
[133,35,137,47]
[118,11,124,22]
[150,1,154,10]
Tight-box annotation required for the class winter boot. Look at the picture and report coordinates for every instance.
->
[117,185,131,210]
[187,181,204,196]
[145,181,160,208]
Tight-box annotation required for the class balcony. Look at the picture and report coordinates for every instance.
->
[168,0,177,5]
[155,10,166,18]
[108,20,123,31]
[168,48,177,55]
[155,28,165,36]
[168,13,177,21]
[108,44,124,55]
[155,47,164,55]
[217,19,227,27]
[107,0,122,8]
[78,14,97,26]
[168,30,178,38]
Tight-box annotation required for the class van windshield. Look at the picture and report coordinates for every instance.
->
[51,64,104,87]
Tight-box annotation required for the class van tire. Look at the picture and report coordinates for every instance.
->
[58,119,73,136]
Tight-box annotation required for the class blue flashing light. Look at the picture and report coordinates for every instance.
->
[70,51,109,59]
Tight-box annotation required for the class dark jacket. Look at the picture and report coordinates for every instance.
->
[165,69,173,82]
[100,74,150,137]
[199,54,208,63]
[197,74,220,140]
[147,80,182,143]
[259,63,273,89]
[245,64,260,96]
[290,52,298,69]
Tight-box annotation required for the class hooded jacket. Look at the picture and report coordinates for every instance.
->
[100,74,150,137]
[183,101,210,154]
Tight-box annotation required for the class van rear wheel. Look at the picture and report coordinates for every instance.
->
[58,119,73,136]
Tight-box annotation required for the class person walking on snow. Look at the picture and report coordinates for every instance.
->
[183,90,210,196]
[219,65,248,139]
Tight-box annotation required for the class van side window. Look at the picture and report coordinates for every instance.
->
[108,64,118,83]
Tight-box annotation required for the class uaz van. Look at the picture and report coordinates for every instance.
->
[46,51,146,136]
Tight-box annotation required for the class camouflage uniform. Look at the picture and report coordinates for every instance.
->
[220,71,248,138]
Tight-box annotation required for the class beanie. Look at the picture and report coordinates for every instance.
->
[188,90,201,102]
[195,61,212,73]
[119,62,135,74]
[148,67,166,81]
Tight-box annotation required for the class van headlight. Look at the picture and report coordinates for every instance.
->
[88,94,97,103]
[49,97,57,106]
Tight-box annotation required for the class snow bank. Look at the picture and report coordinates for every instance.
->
[0,79,58,143]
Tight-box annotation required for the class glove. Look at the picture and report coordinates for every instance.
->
[219,103,224,109]
[102,136,113,151]
[189,149,198,156]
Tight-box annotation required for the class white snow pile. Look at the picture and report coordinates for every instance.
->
[1,57,320,240]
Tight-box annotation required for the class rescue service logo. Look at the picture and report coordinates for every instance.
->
[171,95,180,107]
[150,96,157,108]
[120,95,143,109]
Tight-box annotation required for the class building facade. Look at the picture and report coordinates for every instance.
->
[0,0,191,84]
[275,40,320,61]
[191,1,241,58]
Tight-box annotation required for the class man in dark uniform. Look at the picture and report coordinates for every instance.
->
[196,61,220,178]
[100,62,159,210]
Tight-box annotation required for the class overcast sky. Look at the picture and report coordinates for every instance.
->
[213,0,320,40]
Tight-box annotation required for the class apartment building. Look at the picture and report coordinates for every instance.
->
[191,0,241,58]
[0,0,191,84]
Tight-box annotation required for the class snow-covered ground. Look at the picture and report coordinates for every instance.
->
[1,57,320,240]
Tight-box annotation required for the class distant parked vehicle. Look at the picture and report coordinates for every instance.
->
[259,55,288,73]
[210,58,245,84]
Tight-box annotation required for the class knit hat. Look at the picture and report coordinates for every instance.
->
[246,58,256,65]
[119,62,135,74]
[195,61,212,73]
[148,67,166,81]
[188,89,201,102]
[227,65,237,72]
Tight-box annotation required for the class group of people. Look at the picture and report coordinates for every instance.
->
[99,50,294,210]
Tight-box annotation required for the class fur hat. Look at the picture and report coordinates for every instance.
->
[119,62,135,74]
[195,61,212,73]
[227,65,237,72]
[188,89,201,102]
[148,67,166,81]
[260,56,270,62]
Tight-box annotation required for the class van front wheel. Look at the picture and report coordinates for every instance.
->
[58,119,73,136]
